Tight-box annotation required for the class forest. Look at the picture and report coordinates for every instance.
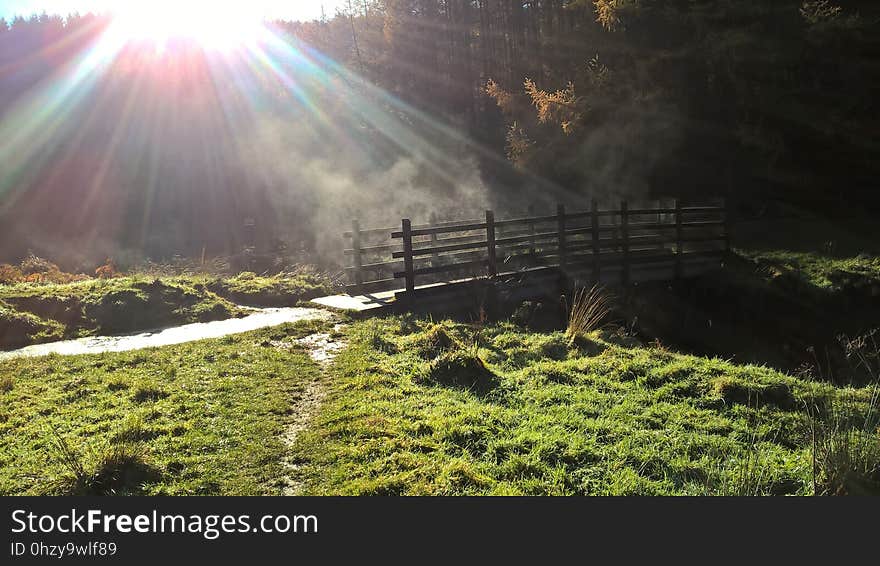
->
[0,1,877,267]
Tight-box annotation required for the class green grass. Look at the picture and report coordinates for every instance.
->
[3,283,875,496]
[0,276,243,347]
[292,318,879,495]
[0,321,327,495]
[0,271,332,349]
[738,249,880,293]
[203,271,332,307]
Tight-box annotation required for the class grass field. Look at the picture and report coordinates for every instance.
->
[0,271,332,349]
[2,310,877,496]
[738,249,880,293]
[0,320,329,495]
[1,256,878,496]
[291,317,879,495]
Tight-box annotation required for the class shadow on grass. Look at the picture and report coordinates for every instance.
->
[415,348,499,396]
[47,427,161,496]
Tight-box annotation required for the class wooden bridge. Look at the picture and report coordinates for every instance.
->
[312,198,729,314]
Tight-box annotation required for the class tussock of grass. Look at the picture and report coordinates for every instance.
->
[565,285,614,346]
[365,324,398,354]
[568,333,606,356]
[813,423,880,496]
[809,342,880,495]
[407,323,461,359]
[418,349,497,393]
[105,377,128,391]
[48,428,158,496]
[0,322,323,495]
[711,377,796,410]
[131,380,168,403]
[292,317,879,495]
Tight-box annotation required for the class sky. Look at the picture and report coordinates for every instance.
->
[0,0,346,22]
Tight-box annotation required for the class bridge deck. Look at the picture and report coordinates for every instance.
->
[312,253,722,317]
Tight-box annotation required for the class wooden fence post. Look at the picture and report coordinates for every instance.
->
[429,212,439,267]
[527,204,536,258]
[591,199,600,284]
[674,199,683,280]
[621,200,630,286]
[557,204,567,271]
[351,219,363,293]
[402,218,415,294]
[486,210,497,277]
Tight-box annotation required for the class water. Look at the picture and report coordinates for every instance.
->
[0,307,331,360]
[294,324,348,365]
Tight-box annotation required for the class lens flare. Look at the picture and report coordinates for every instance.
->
[111,0,264,51]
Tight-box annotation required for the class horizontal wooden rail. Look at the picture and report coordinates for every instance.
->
[424,232,487,246]
[392,222,487,238]
[344,198,728,295]
[492,214,560,228]
[680,220,725,228]
[344,242,401,255]
[495,231,559,246]
[343,226,396,238]
[395,258,487,279]
[392,239,489,259]
[566,236,670,253]
[344,217,483,238]
[344,260,401,272]
[681,206,724,214]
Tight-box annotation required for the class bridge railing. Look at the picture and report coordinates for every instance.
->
[342,199,728,295]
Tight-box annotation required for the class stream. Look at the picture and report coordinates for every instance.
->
[0,306,332,359]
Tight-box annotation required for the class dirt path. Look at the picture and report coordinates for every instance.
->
[281,323,347,495]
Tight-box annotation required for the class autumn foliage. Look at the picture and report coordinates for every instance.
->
[0,255,90,285]
[95,259,120,279]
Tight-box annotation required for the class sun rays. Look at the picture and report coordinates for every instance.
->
[0,6,544,256]
[110,0,264,52]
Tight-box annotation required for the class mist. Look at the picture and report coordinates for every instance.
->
[0,12,691,271]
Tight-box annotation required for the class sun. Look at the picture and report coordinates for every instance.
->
[111,0,265,51]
